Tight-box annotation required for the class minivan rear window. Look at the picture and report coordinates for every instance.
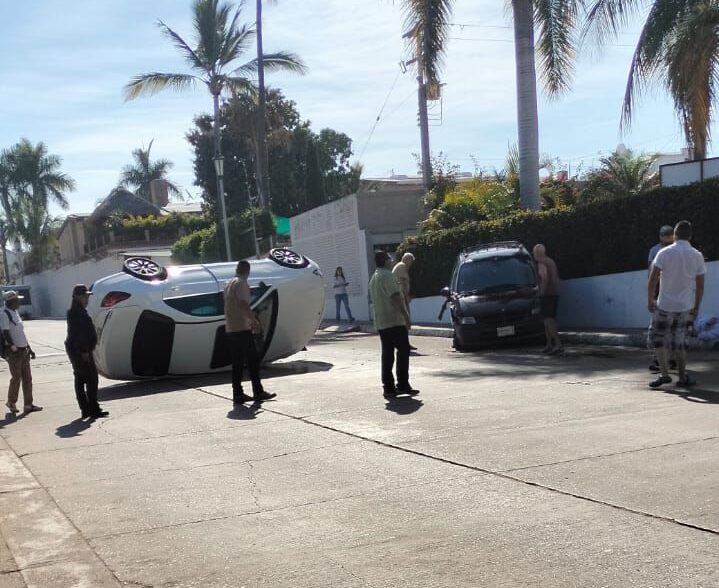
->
[458,256,535,294]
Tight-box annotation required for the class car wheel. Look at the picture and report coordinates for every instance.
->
[452,334,467,352]
[269,248,309,269]
[123,257,167,281]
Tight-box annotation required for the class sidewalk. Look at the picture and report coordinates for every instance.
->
[321,320,717,349]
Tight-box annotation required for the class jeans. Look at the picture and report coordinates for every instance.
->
[335,294,354,321]
[378,326,410,391]
[227,331,263,400]
[69,354,100,415]
[6,348,33,407]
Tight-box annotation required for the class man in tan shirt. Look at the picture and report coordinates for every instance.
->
[224,261,275,405]
[393,252,416,350]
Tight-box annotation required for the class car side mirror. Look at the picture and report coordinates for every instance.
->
[440,287,451,299]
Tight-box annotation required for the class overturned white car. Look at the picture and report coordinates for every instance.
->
[88,248,325,380]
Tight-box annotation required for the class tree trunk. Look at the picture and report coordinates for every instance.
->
[512,0,541,210]
[255,0,269,210]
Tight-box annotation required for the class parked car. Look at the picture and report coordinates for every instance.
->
[87,248,325,380]
[1,286,34,319]
[439,241,544,350]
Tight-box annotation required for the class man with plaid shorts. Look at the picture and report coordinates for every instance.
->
[647,221,706,389]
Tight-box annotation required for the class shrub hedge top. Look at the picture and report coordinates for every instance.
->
[399,179,719,298]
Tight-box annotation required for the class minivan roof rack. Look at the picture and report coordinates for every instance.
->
[461,240,527,257]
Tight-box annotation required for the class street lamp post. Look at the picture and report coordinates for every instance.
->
[213,155,232,262]
[0,220,8,284]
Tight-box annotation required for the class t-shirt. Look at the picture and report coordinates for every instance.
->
[0,307,28,347]
[392,262,411,298]
[369,268,406,330]
[537,257,561,296]
[653,240,706,312]
[224,277,253,333]
[648,243,663,266]
[333,276,348,296]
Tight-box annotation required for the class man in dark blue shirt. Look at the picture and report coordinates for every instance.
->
[65,284,107,419]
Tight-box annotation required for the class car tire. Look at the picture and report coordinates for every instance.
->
[268,248,309,269]
[123,257,168,281]
[452,333,467,352]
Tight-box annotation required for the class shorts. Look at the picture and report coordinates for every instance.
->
[649,309,691,351]
[540,295,559,319]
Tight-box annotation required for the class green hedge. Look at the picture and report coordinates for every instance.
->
[171,208,276,263]
[399,179,719,298]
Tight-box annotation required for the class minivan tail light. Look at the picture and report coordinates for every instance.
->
[101,291,131,308]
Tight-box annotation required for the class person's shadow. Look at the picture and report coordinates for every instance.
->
[384,396,423,415]
[55,418,92,438]
[226,402,263,421]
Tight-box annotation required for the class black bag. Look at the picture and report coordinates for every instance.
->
[0,309,16,359]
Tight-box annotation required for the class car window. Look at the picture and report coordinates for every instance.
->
[457,256,535,294]
[164,284,271,316]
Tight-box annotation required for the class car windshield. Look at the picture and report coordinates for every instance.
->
[457,256,535,294]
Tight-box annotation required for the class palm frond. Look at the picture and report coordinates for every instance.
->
[224,76,258,98]
[219,22,256,67]
[535,0,582,97]
[401,0,454,86]
[581,0,645,47]
[233,51,307,76]
[158,20,207,72]
[124,73,199,100]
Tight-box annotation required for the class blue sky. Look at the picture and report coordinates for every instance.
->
[0,1,708,216]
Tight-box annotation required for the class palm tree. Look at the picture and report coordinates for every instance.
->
[119,140,181,201]
[584,148,659,200]
[511,0,583,210]
[125,0,306,257]
[583,0,719,160]
[0,140,75,272]
[399,0,454,189]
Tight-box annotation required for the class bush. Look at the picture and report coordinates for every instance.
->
[399,179,719,298]
[170,208,276,264]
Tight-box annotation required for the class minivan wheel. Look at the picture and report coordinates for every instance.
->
[269,248,309,269]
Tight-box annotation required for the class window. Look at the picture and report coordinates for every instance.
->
[457,256,536,294]
[163,284,271,317]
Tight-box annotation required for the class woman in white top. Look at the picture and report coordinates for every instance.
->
[333,267,354,322]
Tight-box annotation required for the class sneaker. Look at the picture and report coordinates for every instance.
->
[383,387,397,399]
[669,360,678,371]
[542,346,553,354]
[649,375,672,389]
[648,360,660,373]
[548,347,565,356]
[396,385,420,396]
[253,391,277,402]
[22,405,43,413]
[91,410,109,418]
[409,344,418,351]
[5,402,18,414]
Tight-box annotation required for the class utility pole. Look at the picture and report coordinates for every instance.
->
[255,0,269,210]
[417,65,432,192]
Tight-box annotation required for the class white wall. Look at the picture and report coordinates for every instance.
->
[22,256,127,318]
[408,261,719,329]
[290,196,372,321]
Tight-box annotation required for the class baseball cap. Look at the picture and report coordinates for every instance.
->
[72,284,93,296]
[659,225,674,236]
[3,290,23,302]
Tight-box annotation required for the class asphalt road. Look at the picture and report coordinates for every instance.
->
[0,320,717,587]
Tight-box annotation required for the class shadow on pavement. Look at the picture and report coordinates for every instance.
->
[659,387,719,405]
[55,418,92,438]
[98,360,333,402]
[384,396,424,415]
[226,402,263,420]
[0,411,21,429]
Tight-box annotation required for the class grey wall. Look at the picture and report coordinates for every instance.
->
[356,189,426,233]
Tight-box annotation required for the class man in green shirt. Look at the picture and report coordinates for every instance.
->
[369,251,419,399]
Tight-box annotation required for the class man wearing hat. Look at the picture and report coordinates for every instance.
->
[65,284,107,418]
[1,290,41,415]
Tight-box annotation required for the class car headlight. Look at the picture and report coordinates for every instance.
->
[459,316,476,325]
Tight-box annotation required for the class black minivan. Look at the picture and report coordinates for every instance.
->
[440,241,544,349]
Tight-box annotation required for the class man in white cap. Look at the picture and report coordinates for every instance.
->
[1,290,41,415]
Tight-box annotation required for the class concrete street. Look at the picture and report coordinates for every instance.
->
[0,320,717,587]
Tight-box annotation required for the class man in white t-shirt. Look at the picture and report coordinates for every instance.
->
[647,221,706,389]
[1,291,42,414]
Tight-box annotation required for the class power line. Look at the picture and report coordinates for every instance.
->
[358,68,403,162]
[449,36,635,48]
